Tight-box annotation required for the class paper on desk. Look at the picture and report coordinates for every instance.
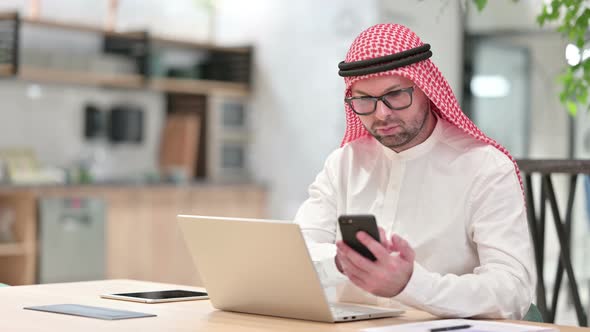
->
[361,319,558,332]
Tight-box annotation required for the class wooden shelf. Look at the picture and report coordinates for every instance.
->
[0,243,28,256]
[0,11,252,95]
[0,12,141,39]
[0,12,18,20]
[150,77,249,97]
[0,66,249,96]
[17,67,144,89]
[0,64,14,76]
[151,36,250,54]
[0,12,252,96]
[22,16,145,39]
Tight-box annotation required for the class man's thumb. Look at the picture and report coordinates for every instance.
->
[390,234,415,262]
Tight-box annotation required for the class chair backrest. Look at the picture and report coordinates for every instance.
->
[523,303,543,322]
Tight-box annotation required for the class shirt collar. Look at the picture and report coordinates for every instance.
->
[380,113,442,161]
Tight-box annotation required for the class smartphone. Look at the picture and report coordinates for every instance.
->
[100,289,208,303]
[338,214,380,261]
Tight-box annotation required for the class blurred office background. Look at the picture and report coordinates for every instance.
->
[0,0,588,327]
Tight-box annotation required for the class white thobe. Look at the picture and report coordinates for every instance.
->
[294,117,535,319]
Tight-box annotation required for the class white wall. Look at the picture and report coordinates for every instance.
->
[214,0,375,218]
[0,81,165,180]
[378,0,464,100]
[466,0,557,33]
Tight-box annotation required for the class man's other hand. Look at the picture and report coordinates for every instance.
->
[335,227,415,298]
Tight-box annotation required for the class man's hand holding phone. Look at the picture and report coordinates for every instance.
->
[335,215,415,298]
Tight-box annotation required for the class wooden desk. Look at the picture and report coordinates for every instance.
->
[0,279,583,331]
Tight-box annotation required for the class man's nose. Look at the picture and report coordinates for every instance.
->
[374,100,393,121]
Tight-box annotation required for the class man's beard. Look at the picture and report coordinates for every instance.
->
[368,107,430,150]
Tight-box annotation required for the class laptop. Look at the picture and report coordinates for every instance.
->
[177,215,404,323]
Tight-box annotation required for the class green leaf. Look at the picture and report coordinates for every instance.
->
[577,85,588,104]
[576,35,585,48]
[576,8,590,29]
[549,2,561,20]
[567,100,578,116]
[560,92,568,104]
[472,0,487,11]
[560,70,574,85]
[569,30,577,40]
[537,6,548,26]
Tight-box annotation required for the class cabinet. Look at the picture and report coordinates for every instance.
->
[0,184,266,286]
[38,197,106,283]
[104,185,266,287]
[0,192,36,285]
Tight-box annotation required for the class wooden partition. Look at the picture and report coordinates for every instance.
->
[0,192,36,285]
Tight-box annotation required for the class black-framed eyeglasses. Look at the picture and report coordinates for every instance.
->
[345,86,415,116]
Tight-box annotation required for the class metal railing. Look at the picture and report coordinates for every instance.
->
[517,159,589,326]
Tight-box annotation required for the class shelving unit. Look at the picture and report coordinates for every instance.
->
[0,11,255,286]
[19,66,145,89]
[150,77,249,97]
[0,11,252,96]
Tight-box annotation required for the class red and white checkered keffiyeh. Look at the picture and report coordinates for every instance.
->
[341,23,522,186]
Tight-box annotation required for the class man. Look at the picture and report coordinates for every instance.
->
[294,24,535,319]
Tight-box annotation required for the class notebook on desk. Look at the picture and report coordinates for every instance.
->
[177,215,404,323]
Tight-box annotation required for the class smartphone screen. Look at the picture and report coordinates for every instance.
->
[338,214,380,261]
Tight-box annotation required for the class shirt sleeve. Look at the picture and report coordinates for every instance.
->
[293,151,348,287]
[394,159,536,319]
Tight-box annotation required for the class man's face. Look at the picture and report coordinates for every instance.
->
[350,75,431,151]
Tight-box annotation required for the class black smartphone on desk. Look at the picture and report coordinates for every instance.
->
[338,214,380,261]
